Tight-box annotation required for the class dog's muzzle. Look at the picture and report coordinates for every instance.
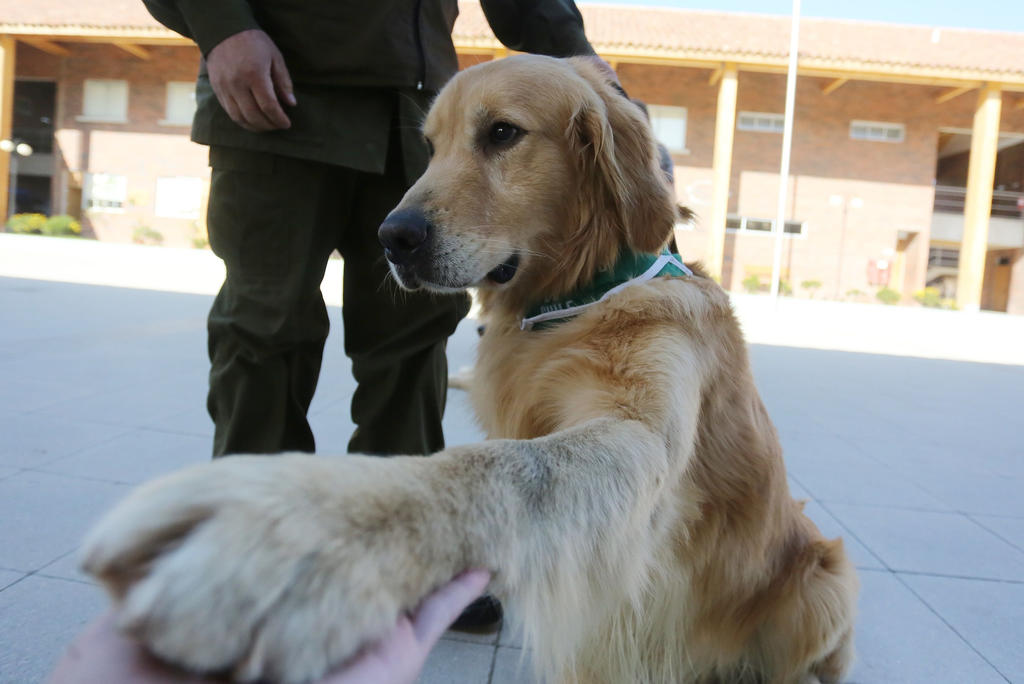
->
[379,209,431,266]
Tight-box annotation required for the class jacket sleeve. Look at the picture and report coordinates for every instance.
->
[480,0,596,58]
[141,0,261,56]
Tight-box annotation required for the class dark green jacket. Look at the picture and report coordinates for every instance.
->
[142,0,594,180]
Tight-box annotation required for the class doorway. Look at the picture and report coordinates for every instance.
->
[10,79,56,216]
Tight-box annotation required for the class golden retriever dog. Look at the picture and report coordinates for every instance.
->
[81,55,857,684]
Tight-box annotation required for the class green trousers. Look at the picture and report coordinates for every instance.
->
[204,142,470,458]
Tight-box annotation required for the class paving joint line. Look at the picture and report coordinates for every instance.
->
[22,466,136,487]
[892,569,1024,585]
[812,499,953,514]
[34,573,97,587]
[822,432,955,507]
[485,632,501,684]
[815,499,890,570]
[964,511,1024,520]
[18,426,136,470]
[0,549,86,597]
[0,572,30,594]
[135,424,215,439]
[893,572,1013,684]
[964,514,1024,554]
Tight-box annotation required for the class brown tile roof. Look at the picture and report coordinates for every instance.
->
[1,0,1022,82]
[454,2,1024,81]
[0,0,162,32]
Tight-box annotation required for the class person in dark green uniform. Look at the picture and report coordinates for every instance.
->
[140,0,599,632]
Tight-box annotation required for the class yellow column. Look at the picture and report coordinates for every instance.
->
[0,36,15,220]
[707,63,738,282]
[956,84,1002,312]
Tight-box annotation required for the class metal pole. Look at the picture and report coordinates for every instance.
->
[770,0,802,299]
[7,152,16,220]
[834,198,848,299]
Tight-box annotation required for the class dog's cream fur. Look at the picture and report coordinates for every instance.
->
[81,56,857,684]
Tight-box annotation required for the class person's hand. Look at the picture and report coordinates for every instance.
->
[324,569,491,684]
[47,570,491,684]
[206,29,296,132]
[46,612,212,684]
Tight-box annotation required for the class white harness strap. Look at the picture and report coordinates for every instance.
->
[520,254,692,331]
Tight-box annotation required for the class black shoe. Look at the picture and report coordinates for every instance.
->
[449,594,503,634]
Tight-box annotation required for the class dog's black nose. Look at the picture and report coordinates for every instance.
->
[379,209,430,265]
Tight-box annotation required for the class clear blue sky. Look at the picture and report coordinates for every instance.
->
[581,0,1024,33]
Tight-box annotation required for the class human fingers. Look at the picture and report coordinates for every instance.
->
[318,572,490,684]
[271,52,297,107]
[411,569,491,644]
[252,69,291,129]
[209,83,248,131]
[319,616,418,684]
[233,87,279,132]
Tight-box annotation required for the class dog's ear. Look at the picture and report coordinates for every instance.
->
[566,58,676,253]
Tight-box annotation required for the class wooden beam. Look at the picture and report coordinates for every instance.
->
[19,37,71,56]
[708,65,723,86]
[1016,99,1024,110]
[821,78,847,95]
[491,47,510,59]
[707,63,738,282]
[113,42,151,60]
[0,36,14,220]
[956,84,1002,312]
[935,85,973,104]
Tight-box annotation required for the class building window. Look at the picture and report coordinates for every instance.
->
[726,215,805,237]
[928,247,959,267]
[79,79,128,123]
[161,82,196,126]
[13,80,56,154]
[850,120,905,143]
[84,173,127,212]
[155,177,204,219]
[647,105,688,153]
[737,111,784,133]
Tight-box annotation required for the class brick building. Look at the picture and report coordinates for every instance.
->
[2,1,1023,312]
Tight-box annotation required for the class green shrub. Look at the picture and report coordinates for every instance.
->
[913,287,942,308]
[876,287,900,305]
[800,279,822,298]
[780,280,793,296]
[914,287,957,310]
[7,213,47,234]
[845,288,865,299]
[41,214,81,237]
[132,225,164,245]
[742,274,763,293]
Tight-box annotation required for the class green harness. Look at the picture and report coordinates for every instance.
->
[520,249,693,331]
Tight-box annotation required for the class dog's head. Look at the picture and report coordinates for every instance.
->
[379,55,677,307]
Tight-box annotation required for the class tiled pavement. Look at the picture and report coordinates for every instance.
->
[1,271,1023,683]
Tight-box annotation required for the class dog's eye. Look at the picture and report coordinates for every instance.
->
[424,137,435,159]
[489,122,521,146]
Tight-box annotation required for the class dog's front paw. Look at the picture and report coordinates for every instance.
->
[81,455,444,683]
